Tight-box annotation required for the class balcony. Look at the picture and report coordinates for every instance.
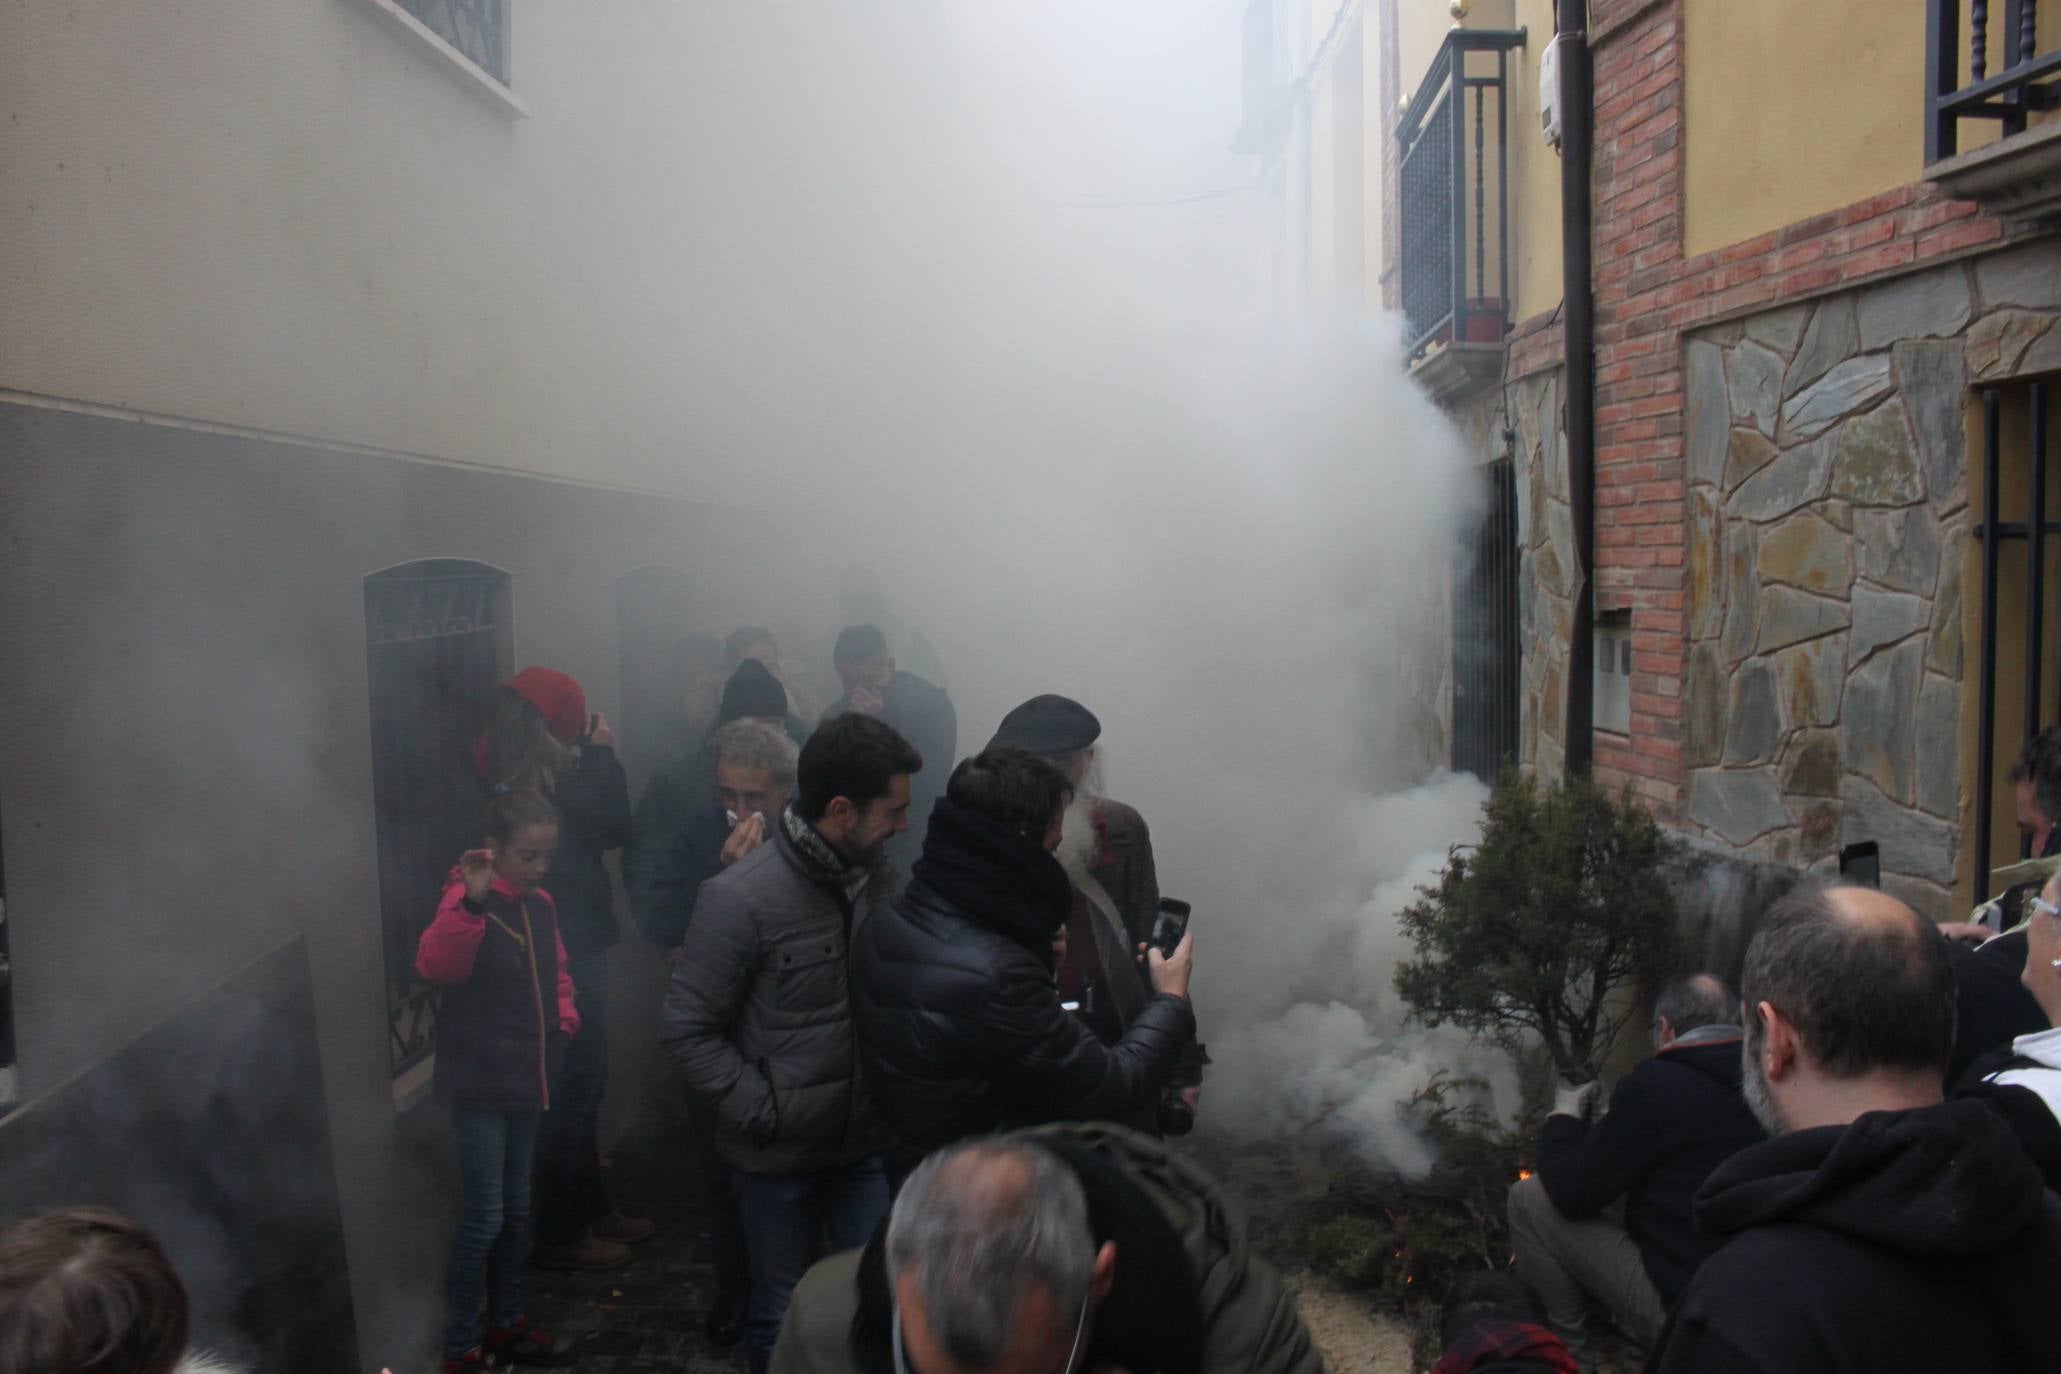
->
[1925,1,2061,222]
[1398,29,1526,401]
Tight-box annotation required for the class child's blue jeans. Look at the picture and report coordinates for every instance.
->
[443,1108,541,1358]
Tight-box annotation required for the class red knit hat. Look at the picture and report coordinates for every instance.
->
[504,667,587,743]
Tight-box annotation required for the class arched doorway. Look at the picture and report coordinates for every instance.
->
[364,559,512,1103]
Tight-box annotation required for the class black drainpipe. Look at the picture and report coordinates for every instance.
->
[1557,1,1596,777]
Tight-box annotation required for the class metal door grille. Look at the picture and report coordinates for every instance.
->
[1453,458,1521,782]
[365,561,510,1080]
[1972,381,2058,900]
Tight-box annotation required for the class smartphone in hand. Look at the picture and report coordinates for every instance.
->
[1149,899,1192,957]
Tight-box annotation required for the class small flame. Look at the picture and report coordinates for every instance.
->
[1517,1168,1533,1181]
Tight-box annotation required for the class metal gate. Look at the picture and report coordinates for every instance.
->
[1453,458,1521,782]
[364,560,511,1087]
[1972,380,2056,900]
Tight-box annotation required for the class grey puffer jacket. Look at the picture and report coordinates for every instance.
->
[660,821,892,1174]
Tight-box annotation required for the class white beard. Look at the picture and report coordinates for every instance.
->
[178,1354,246,1374]
[1056,751,1108,880]
[1056,789,1100,881]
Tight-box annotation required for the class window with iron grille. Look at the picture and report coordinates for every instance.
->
[395,0,509,84]
[364,560,512,1103]
[1968,380,2061,901]
[1453,458,1521,782]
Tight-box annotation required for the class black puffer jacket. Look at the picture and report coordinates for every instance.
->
[538,743,631,959]
[850,799,1195,1172]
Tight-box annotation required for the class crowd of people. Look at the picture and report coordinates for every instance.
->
[406,623,1226,1374]
[17,643,2061,1374]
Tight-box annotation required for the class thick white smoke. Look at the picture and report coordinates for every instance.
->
[640,4,1496,1173]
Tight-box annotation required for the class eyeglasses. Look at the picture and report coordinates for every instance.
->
[892,1290,1090,1374]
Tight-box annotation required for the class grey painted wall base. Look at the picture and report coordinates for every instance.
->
[0,400,765,1361]
[0,939,356,1370]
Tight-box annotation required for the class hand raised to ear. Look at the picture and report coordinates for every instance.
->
[459,847,496,902]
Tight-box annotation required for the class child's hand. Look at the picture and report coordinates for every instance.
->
[587,712,615,748]
[460,847,496,903]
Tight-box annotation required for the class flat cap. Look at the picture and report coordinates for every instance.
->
[989,694,1101,756]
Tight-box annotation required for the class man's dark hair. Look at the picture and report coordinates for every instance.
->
[2009,725,2061,826]
[946,749,1074,841]
[834,623,890,665]
[797,713,922,821]
[1438,1271,1543,1353]
[724,625,776,666]
[1655,974,1740,1036]
[1742,881,1956,1079]
[0,1208,190,1374]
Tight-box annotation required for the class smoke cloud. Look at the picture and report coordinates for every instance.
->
[660,3,1499,1172]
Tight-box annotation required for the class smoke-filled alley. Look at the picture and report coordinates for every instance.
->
[6,3,2061,1373]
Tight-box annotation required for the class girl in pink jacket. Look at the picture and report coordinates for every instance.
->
[415,789,579,1371]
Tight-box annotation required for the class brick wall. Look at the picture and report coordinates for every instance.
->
[1507,0,2019,818]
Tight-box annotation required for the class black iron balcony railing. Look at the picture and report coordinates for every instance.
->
[1398,29,1526,361]
[1926,0,2061,164]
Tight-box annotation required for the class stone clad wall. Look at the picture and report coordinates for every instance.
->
[1511,366,1573,783]
[1680,245,2061,916]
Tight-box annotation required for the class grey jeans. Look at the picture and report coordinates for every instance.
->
[1507,1175,1667,1368]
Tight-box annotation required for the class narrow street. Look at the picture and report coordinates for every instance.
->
[524,1086,740,1374]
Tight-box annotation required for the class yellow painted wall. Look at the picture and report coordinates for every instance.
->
[1684,2,2061,257]
[1508,0,1562,323]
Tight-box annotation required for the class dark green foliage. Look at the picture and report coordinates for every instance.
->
[1394,770,1683,1074]
[1297,773,1681,1360]
[1301,1074,1545,1357]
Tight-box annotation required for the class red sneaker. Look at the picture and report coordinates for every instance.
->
[485,1317,577,1367]
[439,1349,483,1373]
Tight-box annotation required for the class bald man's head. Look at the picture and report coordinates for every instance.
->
[1653,973,1741,1046]
[1742,882,1956,1081]
[886,1141,1104,1374]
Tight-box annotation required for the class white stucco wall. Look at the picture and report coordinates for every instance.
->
[0,1,954,500]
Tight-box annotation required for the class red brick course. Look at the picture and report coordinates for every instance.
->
[1500,0,2022,816]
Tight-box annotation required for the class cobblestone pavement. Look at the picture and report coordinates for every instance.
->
[522,1086,746,1374]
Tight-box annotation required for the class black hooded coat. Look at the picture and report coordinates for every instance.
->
[849,799,1194,1176]
[1645,1097,2061,1373]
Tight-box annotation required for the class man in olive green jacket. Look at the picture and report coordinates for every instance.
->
[770,1122,1322,1374]
[624,658,811,943]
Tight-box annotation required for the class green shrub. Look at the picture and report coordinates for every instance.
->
[1394,769,1682,1075]
[1305,772,1684,1352]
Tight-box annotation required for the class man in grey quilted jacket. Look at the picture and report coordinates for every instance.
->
[662,712,924,1374]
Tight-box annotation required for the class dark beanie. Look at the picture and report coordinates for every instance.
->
[720,659,789,723]
[989,695,1101,756]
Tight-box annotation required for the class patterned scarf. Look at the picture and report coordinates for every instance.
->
[781,803,870,909]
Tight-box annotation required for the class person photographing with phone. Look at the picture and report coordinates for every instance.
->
[987,695,1209,1136]
[850,747,1197,1183]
